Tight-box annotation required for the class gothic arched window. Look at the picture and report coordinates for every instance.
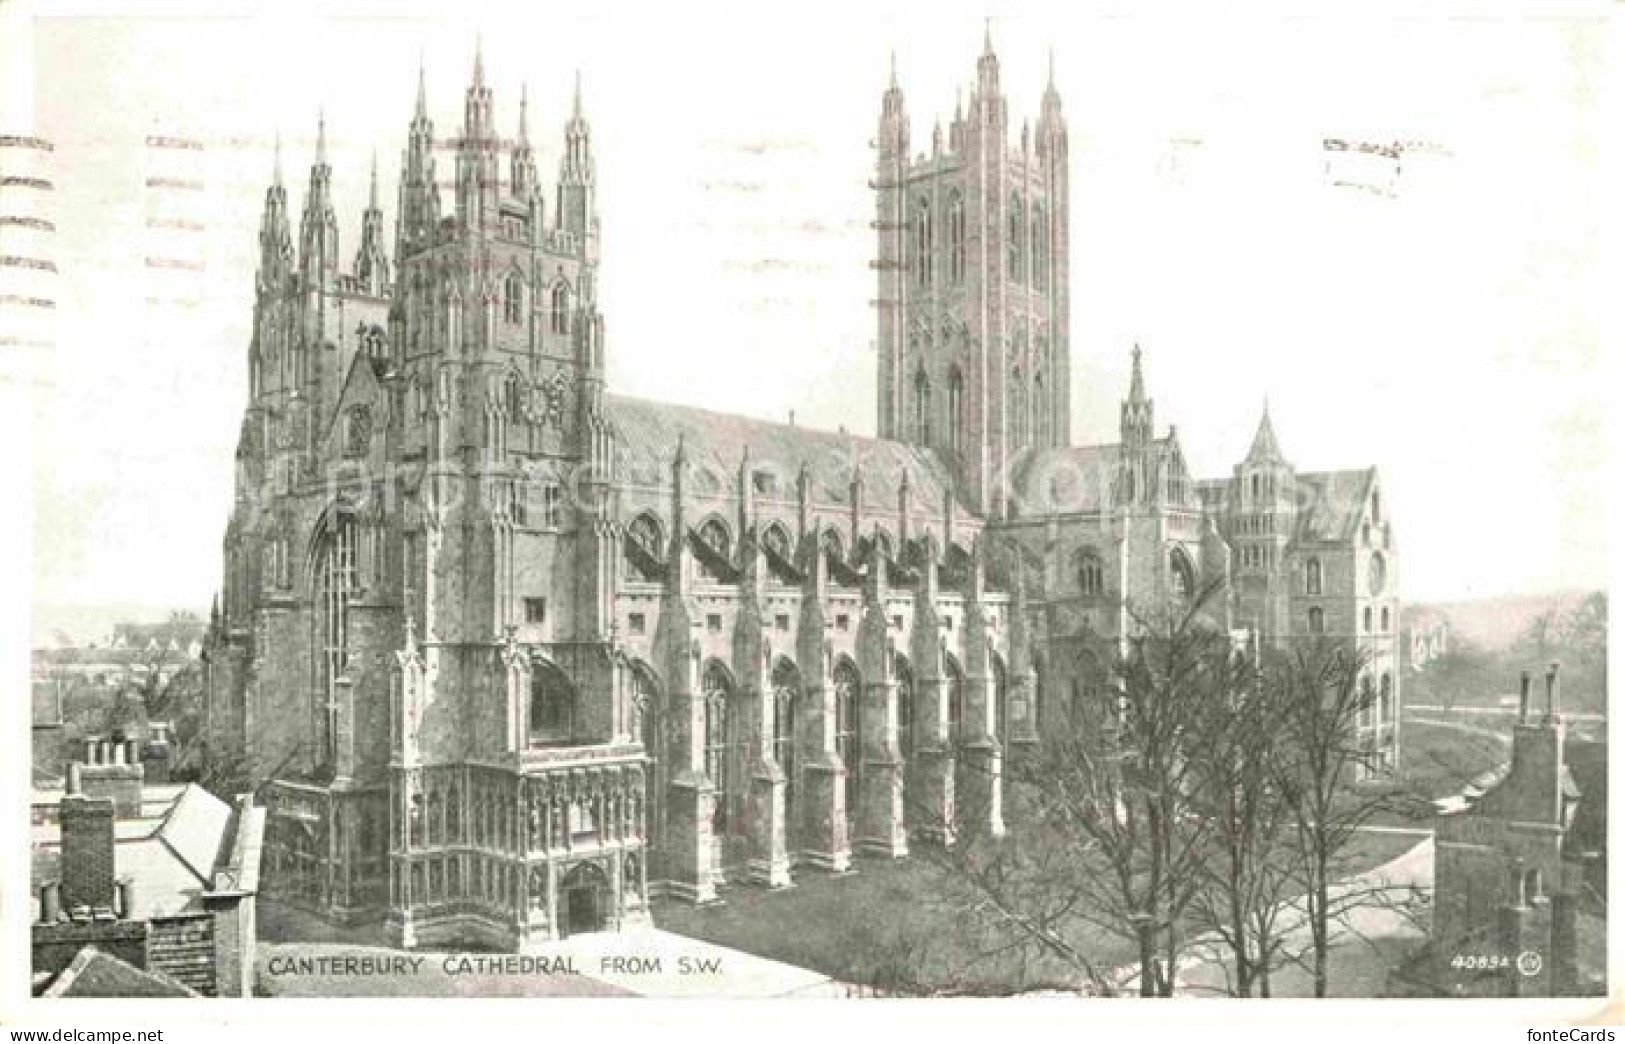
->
[314,513,359,769]
[549,281,571,335]
[697,517,731,582]
[504,372,525,420]
[947,189,966,284]
[529,660,576,744]
[1169,548,1195,601]
[1307,607,1325,634]
[947,366,965,456]
[833,659,861,817]
[503,272,523,324]
[1007,194,1026,284]
[894,653,914,760]
[946,655,965,744]
[624,512,665,582]
[821,527,845,565]
[771,659,799,816]
[1033,371,1047,447]
[702,662,733,836]
[913,196,933,288]
[1381,606,1391,633]
[913,369,932,444]
[1306,556,1323,596]
[1368,552,1387,596]
[1379,673,1393,723]
[1078,550,1104,597]
[1032,202,1048,292]
[763,522,792,563]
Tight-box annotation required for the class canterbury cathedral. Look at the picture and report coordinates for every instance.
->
[203,36,1402,950]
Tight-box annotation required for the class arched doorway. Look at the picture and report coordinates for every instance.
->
[560,861,611,937]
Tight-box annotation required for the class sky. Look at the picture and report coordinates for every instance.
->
[9,0,1620,616]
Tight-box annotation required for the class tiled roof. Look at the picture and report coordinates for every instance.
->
[42,946,198,998]
[30,783,236,921]
[1294,468,1376,544]
[605,395,968,520]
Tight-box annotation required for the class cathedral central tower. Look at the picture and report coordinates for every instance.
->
[874,33,1071,516]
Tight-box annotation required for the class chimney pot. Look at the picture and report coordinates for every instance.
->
[66,762,82,796]
[1519,670,1531,722]
[1545,661,1560,721]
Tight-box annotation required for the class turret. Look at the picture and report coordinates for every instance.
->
[1120,344,1154,447]
[398,61,439,255]
[354,153,390,296]
[455,39,501,233]
[556,73,596,244]
[257,134,293,293]
[298,113,339,285]
[511,84,539,203]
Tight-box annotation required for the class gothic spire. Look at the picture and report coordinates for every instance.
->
[415,57,427,120]
[519,82,530,143]
[273,130,283,187]
[315,109,327,168]
[1121,344,1154,446]
[1245,398,1285,463]
[572,69,583,120]
[473,33,485,88]
[368,150,378,210]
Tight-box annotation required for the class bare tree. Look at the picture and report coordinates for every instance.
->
[1186,643,1303,997]
[1268,639,1404,998]
[919,581,1246,996]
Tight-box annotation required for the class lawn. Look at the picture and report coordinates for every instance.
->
[653,825,1425,997]
[653,851,1141,995]
[1398,717,1511,801]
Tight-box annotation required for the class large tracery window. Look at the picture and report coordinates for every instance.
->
[947,189,966,285]
[315,513,359,770]
[947,367,965,456]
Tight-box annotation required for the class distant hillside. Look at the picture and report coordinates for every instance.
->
[1408,589,1597,653]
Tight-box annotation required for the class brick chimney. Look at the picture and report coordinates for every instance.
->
[80,736,145,817]
[59,762,117,914]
